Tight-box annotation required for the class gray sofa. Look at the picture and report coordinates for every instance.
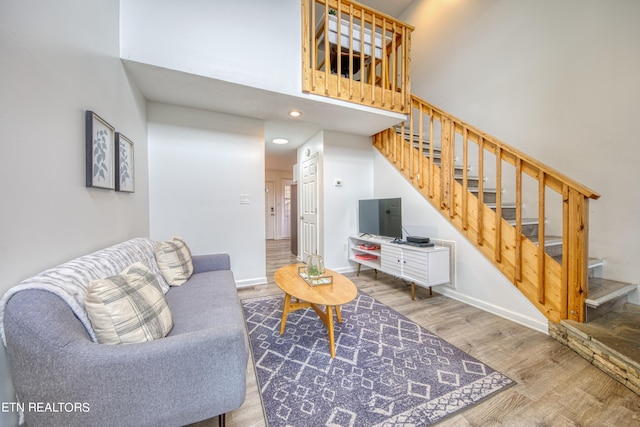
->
[0,238,248,427]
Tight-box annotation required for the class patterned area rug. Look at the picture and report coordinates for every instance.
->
[242,291,514,426]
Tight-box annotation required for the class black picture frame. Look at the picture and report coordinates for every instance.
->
[85,111,115,189]
[115,132,135,193]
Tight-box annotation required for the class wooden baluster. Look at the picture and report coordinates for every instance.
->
[406,29,412,112]
[428,112,434,199]
[440,118,451,211]
[391,22,397,110]
[418,103,424,187]
[381,18,387,107]
[323,1,329,95]
[348,3,354,99]
[359,7,365,102]
[477,136,484,246]
[336,0,342,97]
[462,127,469,230]
[303,0,311,91]
[537,170,546,304]
[515,158,523,283]
[448,120,455,218]
[495,146,502,262]
[371,12,376,104]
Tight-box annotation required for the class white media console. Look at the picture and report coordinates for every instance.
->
[348,235,451,300]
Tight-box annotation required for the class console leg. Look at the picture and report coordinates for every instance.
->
[219,413,226,427]
[411,282,415,301]
[357,263,361,277]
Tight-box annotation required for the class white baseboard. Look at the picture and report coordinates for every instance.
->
[432,286,549,334]
[236,276,268,288]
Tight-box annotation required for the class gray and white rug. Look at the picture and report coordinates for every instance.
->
[242,291,514,426]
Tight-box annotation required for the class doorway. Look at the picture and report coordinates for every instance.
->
[265,181,275,239]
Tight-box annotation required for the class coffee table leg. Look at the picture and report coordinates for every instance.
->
[336,305,343,323]
[280,293,292,335]
[327,306,335,358]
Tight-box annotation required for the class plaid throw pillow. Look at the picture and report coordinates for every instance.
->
[86,262,174,345]
[155,237,193,286]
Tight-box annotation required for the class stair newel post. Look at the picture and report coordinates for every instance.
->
[462,127,469,230]
[515,158,523,283]
[495,145,503,263]
[537,171,547,304]
[477,136,485,246]
[564,186,589,322]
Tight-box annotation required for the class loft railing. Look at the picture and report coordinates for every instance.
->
[301,0,413,113]
[374,95,600,323]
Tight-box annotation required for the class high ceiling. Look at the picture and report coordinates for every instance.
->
[126,0,415,171]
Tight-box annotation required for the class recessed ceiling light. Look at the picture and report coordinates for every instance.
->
[289,110,302,118]
[272,138,289,145]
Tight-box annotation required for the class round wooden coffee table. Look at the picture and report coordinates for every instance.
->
[274,264,358,358]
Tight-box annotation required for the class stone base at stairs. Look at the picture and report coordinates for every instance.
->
[549,305,640,395]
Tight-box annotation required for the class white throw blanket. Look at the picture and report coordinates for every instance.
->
[0,238,169,345]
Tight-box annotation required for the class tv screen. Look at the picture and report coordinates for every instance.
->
[358,198,402,239]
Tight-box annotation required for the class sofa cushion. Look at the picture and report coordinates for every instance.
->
[155,237,194,286]
[85,262,173,344]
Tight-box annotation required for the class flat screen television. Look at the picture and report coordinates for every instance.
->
[358,198,402,239]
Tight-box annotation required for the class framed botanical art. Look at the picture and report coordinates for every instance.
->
[85,111,115,189]
[115,133,135,192]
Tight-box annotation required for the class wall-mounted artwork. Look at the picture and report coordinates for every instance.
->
[85,111,115,189]
[115,133,135,193]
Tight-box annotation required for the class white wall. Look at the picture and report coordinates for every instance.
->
[0,1,149,425]
[402,0,640,284]
[322,132,374,271]
[147,103,266,286]
[374,151,548,332]
[120,0,302,95]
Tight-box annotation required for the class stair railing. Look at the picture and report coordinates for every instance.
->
[374,95,600,323]
[301,0,413,113]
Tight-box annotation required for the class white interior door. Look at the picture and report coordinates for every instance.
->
[301,155,318,260]
[265,181,275,239]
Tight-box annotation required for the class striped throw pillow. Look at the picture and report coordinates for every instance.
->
[86,262,174,345]
[155,237,193,286]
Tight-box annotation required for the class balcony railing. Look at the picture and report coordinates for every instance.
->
[301,0,414,113]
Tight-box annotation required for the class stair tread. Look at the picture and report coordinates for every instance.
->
[529,235,563,246]
[562,303,640,371]
[507,218,539,226]
[586,278,637,307]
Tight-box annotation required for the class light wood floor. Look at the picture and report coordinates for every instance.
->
[193,239,640,427]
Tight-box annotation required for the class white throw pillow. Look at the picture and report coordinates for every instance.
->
[86,262,173,345]
[155,237,194,286]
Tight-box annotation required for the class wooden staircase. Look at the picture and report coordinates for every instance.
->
[373,95,639,393]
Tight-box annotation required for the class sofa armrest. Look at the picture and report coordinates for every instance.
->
[191,253,230,273]
[4,290,248,426]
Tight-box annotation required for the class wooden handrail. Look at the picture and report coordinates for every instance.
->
[374,95,600,323]
[301,0,414,113]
